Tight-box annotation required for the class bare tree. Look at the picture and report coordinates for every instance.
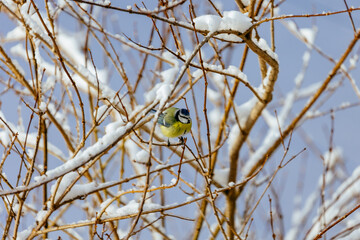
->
[1,0,360,239]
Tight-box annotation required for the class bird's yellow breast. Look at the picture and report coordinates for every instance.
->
[160,121,191,138]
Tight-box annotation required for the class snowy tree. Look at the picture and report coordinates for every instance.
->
[1,0,360,239]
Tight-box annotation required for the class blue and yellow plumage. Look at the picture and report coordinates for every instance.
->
[151,107,192,143]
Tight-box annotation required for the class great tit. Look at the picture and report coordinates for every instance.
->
[151,107,192,144]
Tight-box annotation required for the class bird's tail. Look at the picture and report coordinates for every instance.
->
[149,109,157,113]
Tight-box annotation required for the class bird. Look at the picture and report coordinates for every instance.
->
[151,107,192,145]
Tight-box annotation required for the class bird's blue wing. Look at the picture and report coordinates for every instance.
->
[150,109,169,127]
[157,112,171,127]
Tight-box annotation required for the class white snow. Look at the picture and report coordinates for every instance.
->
[228,125,240,153]
[16,226,33,240]
[193,11,252,41]
[192,69,203,79]
[160,67,178,83]
[302,51,311,66]
[10,43,27,59]
[213,168,230,187]
[286,153,358,240]
[135,150,150,164]
[209,73,231,99]
[38,101,47,112]
[145,53,179,105]
[0,131,11,146]
[241,128,280,176]
[35,210,48,222]
[170,178,177,185]
[17,132,66,161]
[323,147,343,169]
[5,26,26,42]
[261,109,278,129]
[251,35,278,61]
[2,0,18,12]
[101,199,162,219]
[203,63,248,83]
[286,20,297,33]
[235,97,258,126]
[26,122,132,188]
[349,54,358,69]
[105,120,126,134]
[125,140,147,186]
[46,103,71,133]
[94,105,109,122]
[209,108,222,142]
[299,27,317,46]
[42,76,56,92]
[49,171,102,203]
[285,191,318,240]
[156,83,173,107]
[221,11,252,33]
[193,15,222,32]
[284,21,317,48]
[207,88,222,106]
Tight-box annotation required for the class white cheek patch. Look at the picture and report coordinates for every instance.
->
[179,115,190,124]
